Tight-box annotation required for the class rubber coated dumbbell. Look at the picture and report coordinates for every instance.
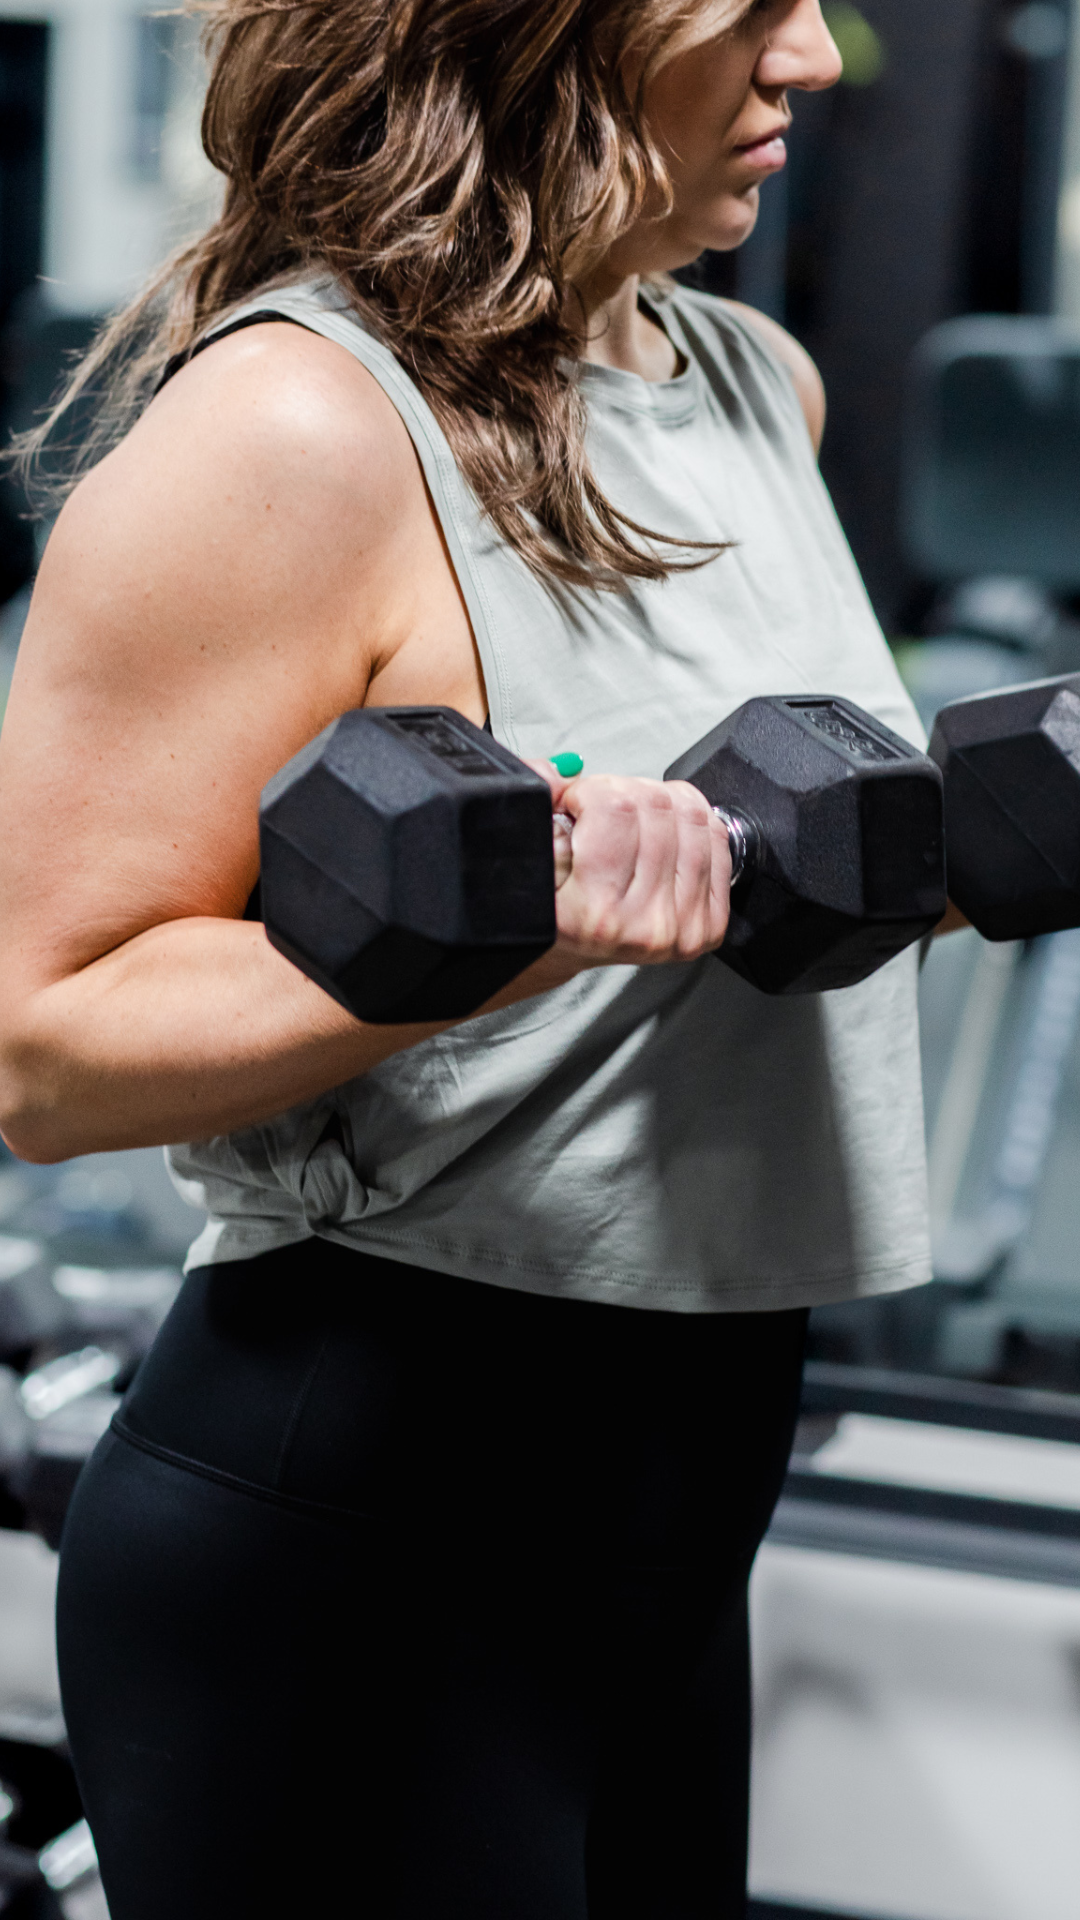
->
[260,698,946,1019]
[260,708,557,1022]
[665,694,945,993]
[929,671,1080,940]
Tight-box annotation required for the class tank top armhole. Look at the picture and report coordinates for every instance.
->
[155,310,312,395]
[158,285,518,747]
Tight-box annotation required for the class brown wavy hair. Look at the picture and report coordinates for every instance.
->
[18,0,747,587]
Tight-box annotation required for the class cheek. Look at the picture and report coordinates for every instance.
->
[647,50,754,191]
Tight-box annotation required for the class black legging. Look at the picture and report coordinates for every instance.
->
[56,1242,806,1919]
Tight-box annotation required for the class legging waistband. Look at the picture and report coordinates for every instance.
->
[117,1239,807,1564]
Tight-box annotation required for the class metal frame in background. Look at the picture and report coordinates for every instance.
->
[771,1360,1080,1586]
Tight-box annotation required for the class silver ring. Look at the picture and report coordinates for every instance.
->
[712,807,749,884]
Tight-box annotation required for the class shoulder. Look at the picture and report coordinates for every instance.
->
[715,300,825,454]
[133,319,423,563]
[667,286,826,455]
[39,318,429,696]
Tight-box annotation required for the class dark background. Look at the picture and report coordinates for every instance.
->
[682,0,1073,631]
[0,23,47,605]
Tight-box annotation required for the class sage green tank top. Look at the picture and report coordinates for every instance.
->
[168,275,932,1312]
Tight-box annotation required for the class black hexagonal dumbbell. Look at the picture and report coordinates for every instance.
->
[260,708,558,1023]
[928,672,1080,940]
[260,696,945,1020]
[665,695,946,993]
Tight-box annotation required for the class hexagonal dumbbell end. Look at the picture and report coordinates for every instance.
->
[929,673,1080,941]
[260,708,556,1022]
[666,695,946,993]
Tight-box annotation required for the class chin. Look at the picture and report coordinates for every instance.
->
[706,187,762,253]
[659,192,762,273]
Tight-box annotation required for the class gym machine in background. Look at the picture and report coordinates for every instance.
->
[0,1140,193,1918]
[0,23,47,608]
[758,271,1080,1920]
[805,314,1080,1390]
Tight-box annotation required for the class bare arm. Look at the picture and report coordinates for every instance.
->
[0,326,731,1162]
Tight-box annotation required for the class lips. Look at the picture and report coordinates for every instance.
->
[734,128,789,172]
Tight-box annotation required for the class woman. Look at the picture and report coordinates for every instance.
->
[0,0,932,1911]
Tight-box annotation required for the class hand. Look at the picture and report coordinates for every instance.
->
[526,760,732,967]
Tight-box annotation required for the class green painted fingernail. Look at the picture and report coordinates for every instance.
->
[550,751,584,777]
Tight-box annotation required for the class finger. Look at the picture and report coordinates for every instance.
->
[610,781,680,951]
[521,756,571,805]
[556,778,641,938]
[669,790,732,954]
[520,753,584,810]
[669,785,728,956]
[571,799,640,929]
[669,785,714,930]
[519,757,583,893]
[704,809,733,951]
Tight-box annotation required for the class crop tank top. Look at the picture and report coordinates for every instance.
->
[167,275,933,1313]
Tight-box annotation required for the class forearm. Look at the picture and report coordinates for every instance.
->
[0,916,573,1162]
[0,755,729,1164]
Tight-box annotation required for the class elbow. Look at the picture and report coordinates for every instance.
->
[0,1106,70,1166]
[0,1124,69,1167]
[0,1037,74,1165]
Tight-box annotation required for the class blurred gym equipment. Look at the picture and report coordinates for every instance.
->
[0,1145,193,1920]
[0,1810,105,1918]
[0,1149,185,1546]
[808,310,1080,1389]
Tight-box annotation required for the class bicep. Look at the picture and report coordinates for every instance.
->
[0,335,404,994]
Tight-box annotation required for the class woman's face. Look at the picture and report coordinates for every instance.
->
[607,0,842,278]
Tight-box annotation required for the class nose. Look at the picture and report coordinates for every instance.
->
[756,0,844,93]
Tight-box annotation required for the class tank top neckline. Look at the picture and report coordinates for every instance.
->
[567,292,703,426]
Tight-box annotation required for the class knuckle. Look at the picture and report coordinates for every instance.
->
[594,783,639,821]
[669,779,706,812]
[672,786,710,824]
[675,921,705,962]
[626,778,674,816]
[575,893,627,949]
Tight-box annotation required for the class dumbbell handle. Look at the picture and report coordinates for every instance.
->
[549,806,759,891]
